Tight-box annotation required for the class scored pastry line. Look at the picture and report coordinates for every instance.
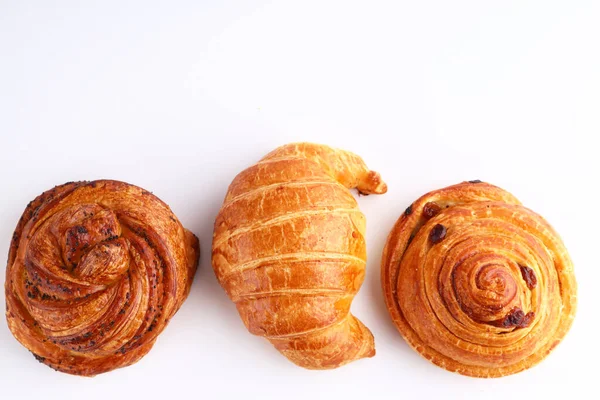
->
[220,252,365,281]
[231,288,349,302]
[213,207,362,248]
[222,180,346,208]
[264,313,350,340]
[255,156,300,164]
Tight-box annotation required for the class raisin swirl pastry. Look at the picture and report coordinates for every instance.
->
[381,181,577,377]
[5,180,199,376]
[212,143,386,369]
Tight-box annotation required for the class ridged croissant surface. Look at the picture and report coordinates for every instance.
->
[381,181,577,377]
[212,143,386,369]
[5,180,199,376]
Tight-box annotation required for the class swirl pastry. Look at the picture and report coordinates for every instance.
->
[381,181,577,377]
[212,143,386,369]
[5,180,199,376]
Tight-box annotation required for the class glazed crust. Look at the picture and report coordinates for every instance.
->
[381,181,577,378]
[5,180,199,376]
[212,143,386,369]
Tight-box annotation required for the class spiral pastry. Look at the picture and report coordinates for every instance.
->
[213,143,386,369]
[5,180,199,376]
[381,181,577,377]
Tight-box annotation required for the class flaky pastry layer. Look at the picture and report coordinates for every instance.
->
[5,180,199,376]
[213,143,386,369]
[381,181,577,377]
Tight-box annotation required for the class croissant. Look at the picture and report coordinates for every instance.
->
[381,181,577,377]
[212,143,386,369]
[5,180,199,376]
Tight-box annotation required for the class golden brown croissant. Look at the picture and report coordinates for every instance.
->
[381,181,577,377]
[212,143,386,369]
[5,180,199,376]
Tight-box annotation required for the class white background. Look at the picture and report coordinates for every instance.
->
[1,1,599,399]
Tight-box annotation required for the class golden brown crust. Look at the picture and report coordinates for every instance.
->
[212,143,386,369]
[381,181,577,378]
[5,180,199,376]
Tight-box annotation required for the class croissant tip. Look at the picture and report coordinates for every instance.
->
[359,171,387,195]
[364,346,376,358]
